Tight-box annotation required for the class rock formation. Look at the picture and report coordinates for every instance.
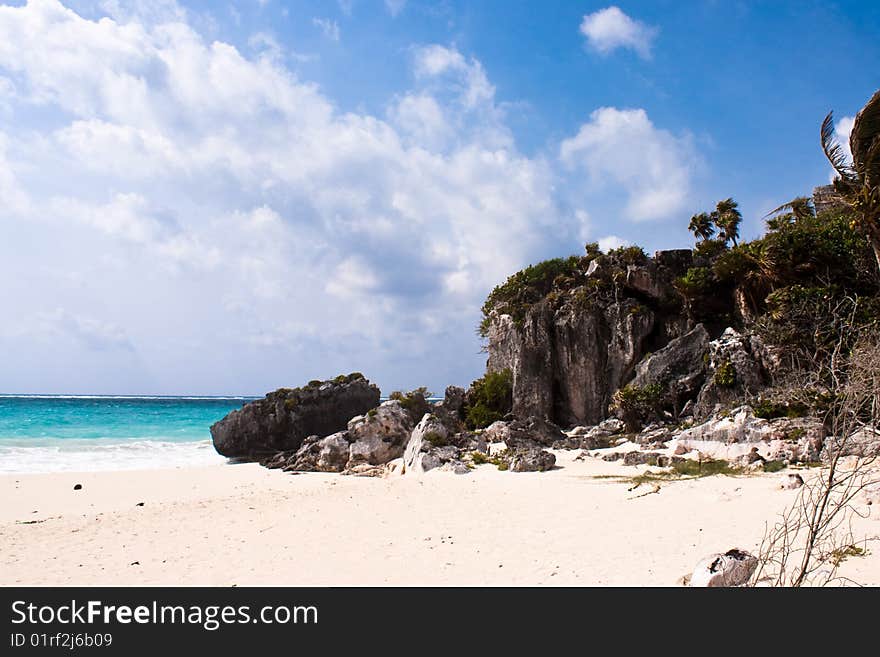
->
[210,373,380,458]
[484,249,708,427]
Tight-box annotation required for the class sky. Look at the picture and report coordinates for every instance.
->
[0,0,878,396]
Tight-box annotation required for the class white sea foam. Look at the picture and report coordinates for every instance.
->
[0,439,226,474]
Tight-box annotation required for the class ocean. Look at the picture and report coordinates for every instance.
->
[0,395,252,474]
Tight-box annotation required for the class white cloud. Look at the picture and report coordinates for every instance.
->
[579,6,657,59]
[0,1,702,394]
[313,17,340,42]
[598,235,630,251]
[560,107,698,222]
[835,114,855,163]
[385,0,407,17]
[414,44,495,109]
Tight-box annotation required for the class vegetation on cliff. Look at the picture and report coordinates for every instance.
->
[464,369,512,429]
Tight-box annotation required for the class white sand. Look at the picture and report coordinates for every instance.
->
[2,451,879,586]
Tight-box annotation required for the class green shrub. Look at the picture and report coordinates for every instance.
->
[465,369,513,429]
[763,460,786,473]
[607,245,647,265]
[423,431,447,448]
[479,256,584,336]
[713,360,737,387]
[611,383,663,431]
[671,459,736,477]
[693,238,728,260]
[675,267,714,298]
[470,451,489,465]
[389,387,432,422]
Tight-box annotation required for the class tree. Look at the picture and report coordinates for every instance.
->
[688,198,742,247]
[764,196,816,232]
[688,212,715,241]
[821,88,880,273]
[714,197,742,246]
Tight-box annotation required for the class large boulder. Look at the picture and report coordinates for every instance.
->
[506,416,566,448]
[628,323,709,417]
[442,386,466,419]
[211,374,380,458]
[508,448,556,472]
[690,549,757,587]
[403,414,468,475]
[285,431,352,472]
[346,400,414,467]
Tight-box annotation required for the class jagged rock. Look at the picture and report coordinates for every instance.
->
[508,448,556,472]
[284,431,353,472]
[821,427,880,461]
[677,406,766,443]
[690,549,758,587]
[261,450,294,469]
[346,400,413,467]
[635,424,673,447]
[483,421,511,444]
[210,374,379,458]
[674,407,824,464]
[694,329,767,421]
[443,386,466,419]
[629,324,709,417]
[598,417,625,434]
[404,414,462,475]
[487,296,654,427]
[780,473,804,490]
[623,451,662,466]
[506,416,566,448]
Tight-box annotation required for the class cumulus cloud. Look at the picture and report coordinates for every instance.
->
[0,0,701,394]
[560,107,698,222]
[598,235,630,251]
[579,6,657,59]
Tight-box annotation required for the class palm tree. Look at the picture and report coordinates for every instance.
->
[764,196,816,231]
[714,198,742,246]
[688,212,715,241]
[822,88,880,272]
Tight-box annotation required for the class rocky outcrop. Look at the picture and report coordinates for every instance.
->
[485,249,698,428]
[403,414,469,475]
[284,431,352,472]
[628,324,709,416]
[506,416,566,448]
[441,386,466,419]
[694,328,768,421]
[211,374,380,458]
[346,400,414,466]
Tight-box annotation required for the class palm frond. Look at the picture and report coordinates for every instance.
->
[849,88,880,182]
[821,111,858,186]
[764,197,815,221]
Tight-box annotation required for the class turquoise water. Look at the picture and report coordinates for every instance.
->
[0,396,252,474]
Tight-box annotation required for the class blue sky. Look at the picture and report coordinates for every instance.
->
[0,0,877,395]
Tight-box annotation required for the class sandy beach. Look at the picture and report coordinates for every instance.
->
[3,451,879,587]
